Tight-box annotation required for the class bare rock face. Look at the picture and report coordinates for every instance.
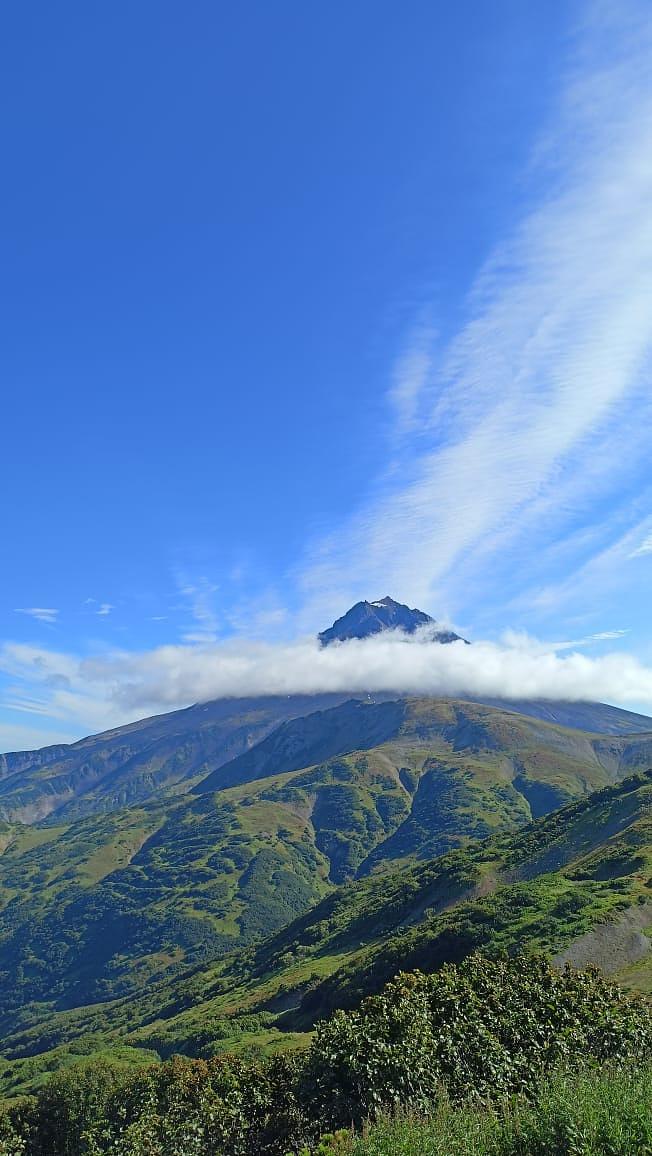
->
[554,902,652,974]
[318,595,466,646]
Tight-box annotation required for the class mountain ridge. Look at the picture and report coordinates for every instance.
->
[2,692,652,827]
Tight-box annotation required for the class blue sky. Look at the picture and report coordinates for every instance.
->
[3,0,652,749]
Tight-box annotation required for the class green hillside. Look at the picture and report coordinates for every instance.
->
[0,693,357,823]
[1,697,650,1033]
[1,767,651,1099]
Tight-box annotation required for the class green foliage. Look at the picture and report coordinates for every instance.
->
[21,1059,124,1156]
[18,1054,308,1156]
[4,956,651,1155]
[0,1107,25,1156]
[301,955,652,1128]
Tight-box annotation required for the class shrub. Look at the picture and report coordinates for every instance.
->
[0,1108,25,1156]
[20,1053,310,1156]
[301,954,652,1127]
[9,955,652,1155]
[23,1059,124,1156]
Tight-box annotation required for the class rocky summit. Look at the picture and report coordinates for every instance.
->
[318,594,466,645]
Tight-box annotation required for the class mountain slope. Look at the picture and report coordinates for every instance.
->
[0,693,358,824]
[1,696,652,1073]
[197,695,652,869]
[1,768,651,1098]
[137,768,652,1046]
[194,698,407,794]
[472,697,652,735]
[4,687,649,827]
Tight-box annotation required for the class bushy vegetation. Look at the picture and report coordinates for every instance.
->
[1,955,650,1155]
[300,954,652,1126]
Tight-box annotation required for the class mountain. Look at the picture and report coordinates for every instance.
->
[2,768,651,1097]
[2,598,652,1097]
[0,693,359,824]
[317,595,466,645]
[2,686,650,828]
[2,693,652,1080]
[1,597,650,827]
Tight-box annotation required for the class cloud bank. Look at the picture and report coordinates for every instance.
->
[84,632,652,712]
[3,628,652,748]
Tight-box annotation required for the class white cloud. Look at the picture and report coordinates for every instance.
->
[506,629,630,652]
[14,608,59,625]
[523,514,652,618]
[96,603,113,617]
[85,631,652,714]
[388,320,438,438]
[630,533,652,558]
[0,643,128,736]
[3,628,652,747]
[299,0,652,625]
[5,624,652,712]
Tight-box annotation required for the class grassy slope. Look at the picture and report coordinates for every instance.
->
[1,770,651,1098]
[0,693,357,824]
[343,1065,652,1156]
[2,698,648,1023]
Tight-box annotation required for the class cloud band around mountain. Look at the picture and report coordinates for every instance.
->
[4,628,652,751]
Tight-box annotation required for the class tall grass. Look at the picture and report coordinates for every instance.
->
[342,1065,652,1155]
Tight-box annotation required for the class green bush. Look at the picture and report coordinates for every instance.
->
[0,1107,25,1156]
[19,1053,309,1156]
[301,954,652,1127]
[22,1059,123,1156]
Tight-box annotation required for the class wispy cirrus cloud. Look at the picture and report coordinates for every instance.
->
[84,598,115,617]
[629,533,652,559]
[519,513,652,624]
[299,0,652,627]
[14,607,59,625]
[388,318,438,439]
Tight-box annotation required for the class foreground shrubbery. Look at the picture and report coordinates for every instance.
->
[302,952,652,1124]
[1,955,651,1155]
